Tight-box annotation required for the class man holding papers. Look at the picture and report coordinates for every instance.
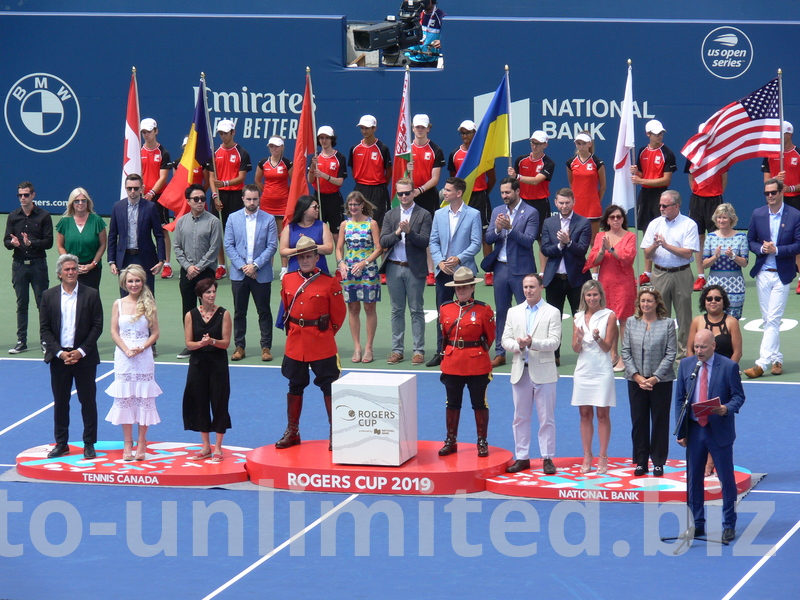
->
[674,329,745,543]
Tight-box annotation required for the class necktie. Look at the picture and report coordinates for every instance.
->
[698,362,709,427]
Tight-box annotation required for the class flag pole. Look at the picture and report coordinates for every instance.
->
[778,68,784,176]
[505,65,512,171]
[202,72,220,211]
[625,59,641,280]
[306,67,323,221]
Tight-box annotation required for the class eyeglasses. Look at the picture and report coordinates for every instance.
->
[608,214,623,220]
[347,203,363,208]
[310,205,319,210]
[530,141,545,146]
[659,203,676,208]
[396,190,413,197]
[706,296,723,302]
[17,193,31,198]
[764,190,780,196]
[73,199,88,204]
[126,186,141,191]
[189,196,206,203]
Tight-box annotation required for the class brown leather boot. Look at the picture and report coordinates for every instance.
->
[275,394,303,448]
[438,408,460,456]
[324,396,333,451]
[475,409,489,457]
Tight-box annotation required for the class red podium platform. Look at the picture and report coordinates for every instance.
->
[247,440,513,495]
[16,441,250,486]
[485,457,753,502]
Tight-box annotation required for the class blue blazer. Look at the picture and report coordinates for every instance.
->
[674,354,745,447]
[224,208,279,283]
[430,203,482,275]
[107,199,166,269]
[483,202,538,276]
[540,213,592,288]
[747,203,800,285]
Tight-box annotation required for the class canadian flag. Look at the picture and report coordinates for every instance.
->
[120,69,141,199]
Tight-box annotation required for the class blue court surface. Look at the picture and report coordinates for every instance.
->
[0,358,798,600]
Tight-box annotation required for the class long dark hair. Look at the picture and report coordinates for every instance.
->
[291,195,318,224]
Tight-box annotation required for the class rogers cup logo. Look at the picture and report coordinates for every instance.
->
[701,27,753,80]
[4,73,81,153]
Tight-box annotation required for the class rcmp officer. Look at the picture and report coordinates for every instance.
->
[276,236,346,450]
[438,267,495,457]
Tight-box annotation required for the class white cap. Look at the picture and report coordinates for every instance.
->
[140,118,157,131]
[217,119,235,133]
[357,115,377,128]
[783,120,794,134]
[645,119,666,134]
[575,133,592,143]
[413,114,430,127]
[267,136,284,147]
[530,130,548,143]
[317,125,335,137]
[458,120,477,131]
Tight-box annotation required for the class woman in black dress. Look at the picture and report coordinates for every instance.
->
[182,278,232,462]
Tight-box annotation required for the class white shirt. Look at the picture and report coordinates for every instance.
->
[388,204,415,263]
[765,203,784,269]
[448,203,463,245]
[641,213,700,268]
[557,212,573,274]
[59,283,83,356]
[498,203,519,263]
[245,210,258,264]
[524,298,544,362]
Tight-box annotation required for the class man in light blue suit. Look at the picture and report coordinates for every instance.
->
[224,184,279,361]
[427,177,482,367]
[483,177,538,367]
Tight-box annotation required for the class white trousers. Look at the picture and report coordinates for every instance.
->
[755,270,789,369]
[511,373,557,460]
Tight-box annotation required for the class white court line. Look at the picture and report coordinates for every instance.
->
[749,490,800,495]
[0,368,115,438]
[722,519,800,600]
[202,493,360,600]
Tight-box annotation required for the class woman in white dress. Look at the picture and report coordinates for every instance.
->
[105,265,162,461]
[571,280,617,474]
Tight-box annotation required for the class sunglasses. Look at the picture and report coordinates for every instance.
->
[659,203,676,208]
[126,186,141,191]
[17,193,31,198]
[706,295,723,302]
[189,196,206,203]
[608,214,623,220]
[73,199,88,204]
[764,190,780,197]
[396,190,413,197]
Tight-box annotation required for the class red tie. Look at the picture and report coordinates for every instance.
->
[698,362,709,427]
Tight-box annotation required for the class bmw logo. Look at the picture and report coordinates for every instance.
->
[4,73,81,153]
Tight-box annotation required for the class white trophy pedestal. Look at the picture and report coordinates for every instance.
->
[331,372,418,466]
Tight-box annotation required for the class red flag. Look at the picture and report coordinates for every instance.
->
[159,78,215,232]
[121,69,141,199]
[284,72,316,226]
[682,78,781,184]
[390,69,412,209]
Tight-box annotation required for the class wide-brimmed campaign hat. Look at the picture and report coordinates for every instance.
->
[289,235,318,257]
[444,266,483,287]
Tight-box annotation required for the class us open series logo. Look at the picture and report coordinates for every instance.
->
[4,73,81,153]
[701,27,753,80]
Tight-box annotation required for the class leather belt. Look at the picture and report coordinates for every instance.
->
[288,316,319,327]
[125,249,140,255]
[444,339,483,349]
[654,263,690,273]
[764,268,779,272]
[554,273,568,280]
[14,258,44,265]
[387,260,409,267]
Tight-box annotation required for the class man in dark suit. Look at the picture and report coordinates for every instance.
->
[675,329,745,543]
[380,177,432,365]
[541,187,591,362]
[108,173,166,294]
[743,178,800,379]
[483,177,537,367]
[40,254,104,459]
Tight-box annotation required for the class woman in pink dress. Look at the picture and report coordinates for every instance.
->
[584,204,636,371]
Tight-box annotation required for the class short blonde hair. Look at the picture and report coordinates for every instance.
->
[713,202,738,227]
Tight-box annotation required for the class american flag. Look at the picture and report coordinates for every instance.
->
[682,78,781,184]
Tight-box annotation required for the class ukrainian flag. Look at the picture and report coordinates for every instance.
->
[455,73,510,205]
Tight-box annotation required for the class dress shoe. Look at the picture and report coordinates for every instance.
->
[491,355,506,368]
[411,353,424,365]
[771,362,783,375]
[722,528,736,543]
[743,364,764,379]
[542,458,557,474]
[506,459,530,473]
[681,526,705,539]
[653,465,664,477]
[83,443,96,459]
[634,465,648,477]
[555,356,561,367]
[231,347,246,361]
[262,348,273,361]
[47,443,70,458]
[426,353,443,367]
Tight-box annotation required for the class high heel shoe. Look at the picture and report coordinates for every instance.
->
[579,452,593,474]
[134,443,147,461]
[351,350,362,363]
[122,441,134,462]
[597,455,609,474]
